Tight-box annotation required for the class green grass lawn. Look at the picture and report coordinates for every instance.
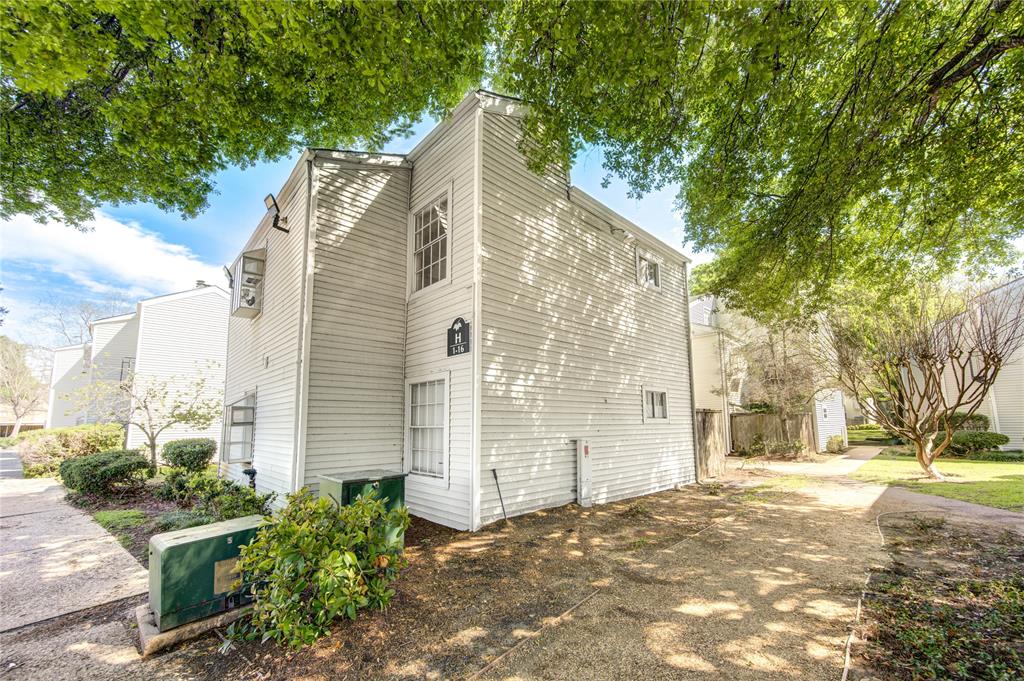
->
[847,426,897,443]
[853,452,1024,512]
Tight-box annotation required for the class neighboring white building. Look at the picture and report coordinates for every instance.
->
[47,343,90,428]
[221,90,697,531]
[47,286,230,452]
[688,294,847,452]
[940,277,1024,450]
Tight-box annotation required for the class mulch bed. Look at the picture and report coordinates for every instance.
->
[851,517,1024,680]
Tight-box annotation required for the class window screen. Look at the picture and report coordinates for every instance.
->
[413,195,449,291]
[644,390,668,420]
[409,379,445,477]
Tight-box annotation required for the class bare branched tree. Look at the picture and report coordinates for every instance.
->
[825,282,1024,479]
[0,336,47,437]
[38,296,132,346]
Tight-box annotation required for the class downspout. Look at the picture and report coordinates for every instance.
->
[290,154,316,492]
[684,262,699,482]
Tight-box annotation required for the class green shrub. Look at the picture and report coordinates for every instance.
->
[743,402,776,414]
[848,423,884,431]
[950,411,990,432]
[18,424,125,477]
[162,438,216,473]
[945,431,1010,457]
[189,475,275,520]
[154,468,194,503]
[738,435,806,458]
[231,489,410,649]
[826,434,845,453]
[155,509,216,532]
[59,449,150,496]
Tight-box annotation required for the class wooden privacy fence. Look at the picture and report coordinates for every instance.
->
[695,409,726,480]
[730,412,816,454]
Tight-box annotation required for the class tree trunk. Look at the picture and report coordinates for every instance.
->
[147,437,159,475]
[10,417,22,437]
[915,439,944,480]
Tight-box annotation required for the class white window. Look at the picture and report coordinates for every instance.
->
[407,377,447,478]
[643,389,668,421]
[223,393,256,463]
[119,357,135,382]
[412,193,449,292]
[231,249,266,318]
[636,249,662,290]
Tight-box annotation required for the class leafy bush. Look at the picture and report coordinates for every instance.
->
[155,509,216,532]
[18,424,124,477]
[743,402,776,414]
[826,434,845,453]
[162,438,216,473]
[59,449,150,496]
[945,431,1010,457]
[848,423,882,431]
[950,411,990,432]
[154,468,194,503]
[189,475,275,520]
[232,489,410,649]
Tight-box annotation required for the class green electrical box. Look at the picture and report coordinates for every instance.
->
[148,515,264,632]
[317,470,407,546]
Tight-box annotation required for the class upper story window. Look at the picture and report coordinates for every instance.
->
[636,249,662,290]
[231,248,265,318]
[643,389,668,421]
[412,194,449,292]
[119,357,135,382]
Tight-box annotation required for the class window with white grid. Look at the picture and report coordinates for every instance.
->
[412,194,449,291]
[408,378,446,477]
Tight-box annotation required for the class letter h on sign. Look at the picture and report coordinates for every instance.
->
[447,317,470,357]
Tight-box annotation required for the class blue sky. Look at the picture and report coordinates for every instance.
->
[0,116,705,347]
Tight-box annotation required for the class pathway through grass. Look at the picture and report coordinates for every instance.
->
[852,452,1024,512]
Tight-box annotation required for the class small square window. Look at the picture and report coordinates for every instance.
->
[636,249,661,290]
[643,389,668,420]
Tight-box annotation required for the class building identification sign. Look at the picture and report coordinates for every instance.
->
[447,317,470,357]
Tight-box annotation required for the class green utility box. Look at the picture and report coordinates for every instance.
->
[317,470,407,546]
[148,515,263,632]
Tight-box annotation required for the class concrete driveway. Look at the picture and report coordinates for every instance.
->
[0,477,148,632]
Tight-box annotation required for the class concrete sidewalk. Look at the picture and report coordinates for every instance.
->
[0,477,148,632]
[0,448,23,479]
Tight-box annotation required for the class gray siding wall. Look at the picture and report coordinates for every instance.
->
[402,103,479,530]
[86,315,138,422]
[126,288,229,452]
[222,162,309,497]
[302,161,411,485]
[691,330,725,411]
[478,111,695,526]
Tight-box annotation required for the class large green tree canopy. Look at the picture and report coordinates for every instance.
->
[4,1,1022,316]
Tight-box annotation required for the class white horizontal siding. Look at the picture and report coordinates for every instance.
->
[126,288,229,454]
[221,161,309,498]
[85,316,138,423]
[302,162,411,485]
[479,111,695,527]
[402,104,479,530]
[813,389,847,451]
[988,355,1023,450]
[690,331,724,412]
[47,345,89,428]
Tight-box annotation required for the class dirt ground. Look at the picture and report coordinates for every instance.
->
[5,456,1018,680]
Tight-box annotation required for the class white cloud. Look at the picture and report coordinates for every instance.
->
[1,212,224,346]
[1,211,224,297]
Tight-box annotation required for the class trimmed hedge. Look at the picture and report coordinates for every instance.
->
[162,438,216,473]
[946,431,1010,457]
[18,424,125,478]
[950,412,990,432]
[60,449,150,496]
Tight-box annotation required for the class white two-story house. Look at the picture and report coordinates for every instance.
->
[221,91,697,530]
